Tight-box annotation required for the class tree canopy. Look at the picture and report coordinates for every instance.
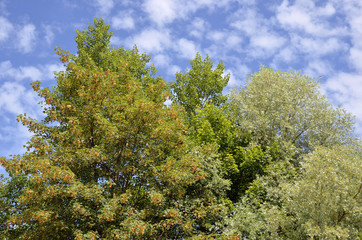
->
[0,18,228,239]
[0,18,361,240]
[230,66,356,157]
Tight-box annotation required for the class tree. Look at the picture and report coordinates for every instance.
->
[189,102,282,202]
[225,145,362,239]
[0,173,28,239]
[170,54,253,203]
[223,66,360,238]
[230,66,356,158]
[223,66,357,203]
[170,53,230,116]
[282,145,362,239]
[0,18,227,239]
[169,56,287,203]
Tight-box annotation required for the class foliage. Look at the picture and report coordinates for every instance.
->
[0,18,227,239]
[283,145,362,239]
[230,66,356,158]
[0,18,361,240]
[0,173,28,239]
[170,53,229,116]
[170,58,300,203]
[226,145,362,239]
[169,54,246,203]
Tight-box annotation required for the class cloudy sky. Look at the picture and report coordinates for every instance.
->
[1,0,362,175]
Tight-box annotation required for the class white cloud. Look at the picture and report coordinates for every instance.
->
[128,28,171,53]
[143,0,234,26]
[167,65,181,76]
[17,66,43,81]
[273,46,296,64]
[349,47,362,72]
[0,123,33,158]
[143,0,178,26]
[152,54,171,67]
[94,0,114,15]
[345,5,362,49]
[225,64,250,88]
[251,34,286,51]
[0,82,26,115]
[188,17,207,39]
[0,16,13,42]
[228,6,286,58]
[319,2,336,16]
[206,30,243,53]
[276,0,346,37]
[305,59,332,77]
[0,82,40,116]
[0,61,41,81]
[176,38,198,59]
[17,24,37,54]
[334,0,362,73]
[208,31,225,42]
[0,61,64,82]
[326,73,362,105]
[229,7,269,37]
[224,69,238,87]
[43,25,55,45]
[41,64,65,80]
[226,34,243,48]
[248,33,286,58]
[112,12,135,30]
[323,72,362,136]
[291,36,347,57]
[110,36,122,46]
[0,61,62,159]
[230,16,258,36]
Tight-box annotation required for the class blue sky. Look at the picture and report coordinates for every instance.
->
[1,0,362,175]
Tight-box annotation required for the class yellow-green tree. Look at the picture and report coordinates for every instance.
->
[226,145,362,239]
[0,18,227,239]
[283,145,362,239]
[225,67,360,239]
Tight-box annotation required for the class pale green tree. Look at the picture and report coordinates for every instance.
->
[230,66,356,158]
[225,66,360,239]
[225,144,362,240]
[282,145,362,239]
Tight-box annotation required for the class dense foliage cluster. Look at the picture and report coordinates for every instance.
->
[1,18,361,239]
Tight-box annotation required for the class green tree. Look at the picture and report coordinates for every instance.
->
[0,18,227,239]
[222,66,360,239]
[223,66,357,202]
[170,53,230,116]
[170,54,251,203]
[225,66,360,239]
[0,173,28,239]
[188,103,279,202]
[170,54,282,203]
[226,145,362,240]
[282,145,362,239]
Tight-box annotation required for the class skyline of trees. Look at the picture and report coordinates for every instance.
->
[1,18,361,240]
